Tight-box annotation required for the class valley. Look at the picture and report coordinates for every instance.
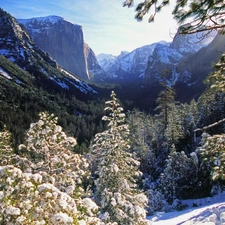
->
[1,5,225,224]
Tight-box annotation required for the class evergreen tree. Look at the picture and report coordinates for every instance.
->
[91,91,150,225]
[127,109,160,180]
[165,103,184,146]
[155,71,176,132]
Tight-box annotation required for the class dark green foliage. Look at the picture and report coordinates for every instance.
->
[0,55,106,152]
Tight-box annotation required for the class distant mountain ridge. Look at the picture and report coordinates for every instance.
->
[18,16,106,81]
[97,42,170,81]
[144,30,219,85]
[97,31,217,83]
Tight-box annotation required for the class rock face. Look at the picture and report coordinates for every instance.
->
[0,10,57,70]
[19,16,105,81]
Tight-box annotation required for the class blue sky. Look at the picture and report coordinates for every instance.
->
[1,0,178,55]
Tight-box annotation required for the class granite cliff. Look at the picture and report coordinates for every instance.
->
[19,16,105,81]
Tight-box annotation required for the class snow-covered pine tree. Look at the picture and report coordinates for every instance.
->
[199,132,225,181]
[19,112,90,198]
[91,91,150,225]
[160,146,198,204]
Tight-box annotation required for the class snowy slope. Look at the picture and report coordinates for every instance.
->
[148,192,225,225]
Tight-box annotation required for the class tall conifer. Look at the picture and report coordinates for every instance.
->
[91,91,150,225]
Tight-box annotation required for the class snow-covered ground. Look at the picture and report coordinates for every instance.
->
[148,192,225,225]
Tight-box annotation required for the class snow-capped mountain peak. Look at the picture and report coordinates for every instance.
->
[97,41,170,80]
[18,15,79,27]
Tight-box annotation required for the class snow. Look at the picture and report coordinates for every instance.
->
[19,16,63,26]
[60,68,98,94]
[50,212,73,224]
[154,44,183,64]
[148,192,225,225]
[0,67,11,79]
[18,16,81,29]
[98,41,170,76]
[5,206,21,215]
[50,76,69,90]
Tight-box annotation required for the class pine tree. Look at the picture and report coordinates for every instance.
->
[91,91,150,225]
[165,103,184,146]
[155,71,176,132]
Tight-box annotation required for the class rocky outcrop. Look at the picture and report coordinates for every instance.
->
[19,16,104,81]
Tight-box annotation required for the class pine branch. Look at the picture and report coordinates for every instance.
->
[194,118,225,132]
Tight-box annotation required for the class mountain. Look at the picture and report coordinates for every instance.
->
[18,16,106,81]
[97,42,169,81]
[0,10,99,95]
[144,30,218,84]
[144,31,225,101]
[0,8,107,148]
[1,7,225,146]
[99,31,217,83]
[97,53,122,73]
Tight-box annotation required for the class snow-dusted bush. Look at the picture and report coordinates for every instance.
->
[0,112,104,224]
[19,112,89,198]
[0,165,79,224]
[91,91,150,225]
[146,189,170,214]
